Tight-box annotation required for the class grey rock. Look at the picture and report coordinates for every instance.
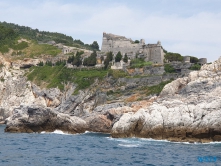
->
[112,57,221,142]
[5,105,87,133]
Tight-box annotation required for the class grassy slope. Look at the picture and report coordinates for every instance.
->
[27,65,108,91]
[24,41,61,57]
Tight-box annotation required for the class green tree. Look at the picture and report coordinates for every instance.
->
[164,52,183,62]
[123,54,128,63]
[90,41,99,50]
[134,40,139,43]
[83,58,88,66]
[88,50,97,66]
[100,56,104,62]
[67,55,75,64]
[104,52,113,69]
[73,53,82,66]
[189,56,199,63]
[115,51,122,62]
[46,61,53,66]
[38,61,44,66]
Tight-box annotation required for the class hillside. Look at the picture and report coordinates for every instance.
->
[0,21,99,52]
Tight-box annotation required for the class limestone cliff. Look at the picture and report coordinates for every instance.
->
[0,55,61,123]
[3,54,221,143]
[111,57,221,142]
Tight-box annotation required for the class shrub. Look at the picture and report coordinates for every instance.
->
[146,80,173,96]
[130,58,152,68]
[11,41,28,50]
[0,45,9,53]
[108,69,128,79]
[38,61,44,66]
[189,64,201,70]
[164,52,183,62]
[164,64,176,73]
[190,56,199,63]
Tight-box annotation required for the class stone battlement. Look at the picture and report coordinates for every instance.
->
[103,32,129,41]
[101,32,164,64]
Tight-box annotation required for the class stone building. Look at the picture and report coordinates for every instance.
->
[198,58,207,65]
[101,32,165,64]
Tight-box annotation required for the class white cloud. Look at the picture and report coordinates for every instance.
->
[0,0,220,62]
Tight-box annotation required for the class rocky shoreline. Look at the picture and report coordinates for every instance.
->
[1,55,221,143]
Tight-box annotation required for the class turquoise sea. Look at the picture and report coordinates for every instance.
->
[0,125,220,166]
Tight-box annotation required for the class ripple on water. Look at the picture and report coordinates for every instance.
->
[0,125,220,166]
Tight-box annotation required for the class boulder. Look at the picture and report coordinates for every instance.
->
[5,105,87,134]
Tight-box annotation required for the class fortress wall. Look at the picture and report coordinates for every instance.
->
[112,40,140,55]
[101,37,140,55]
[143,46,164,64]
[101,33,164,64]
[101,37,113,52]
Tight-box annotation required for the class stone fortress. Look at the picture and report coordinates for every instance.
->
[33,32,207,71]
[101,32,165,64]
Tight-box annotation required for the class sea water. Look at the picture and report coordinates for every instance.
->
[0,125,221,166]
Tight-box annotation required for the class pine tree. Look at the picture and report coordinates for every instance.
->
[115,51,122,62]
[123,54,128,63]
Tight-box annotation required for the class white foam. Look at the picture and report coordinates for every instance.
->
[52,130,68,135]
[118,144,140,147]
[140,138,170,142]
[40,130,71,135]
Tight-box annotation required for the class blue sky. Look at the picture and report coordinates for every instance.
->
[1,0,221,62]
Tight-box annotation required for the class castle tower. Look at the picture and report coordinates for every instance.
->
[183,56,190,63]
[140,39,145,45]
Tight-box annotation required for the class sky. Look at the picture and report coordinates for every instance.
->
[1,0,221,62]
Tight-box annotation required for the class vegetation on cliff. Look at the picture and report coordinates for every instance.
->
[164,64,176,73]
[115,51,122,62]
[0,21,99,51]
[164,52,183,62]
[0,25,18,53]
[83,50,97,66]
[104,52,113,69]
[189,63,201,70]
[24,41,61,57]
[146,80,173,96]
[27,65,107,90]
[129,58,152,69]
[0,24,61,57]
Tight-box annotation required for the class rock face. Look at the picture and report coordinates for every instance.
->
[112,57,221,142]
[0,62,62,123]
[3,53,221,143]
[5,105,87,133]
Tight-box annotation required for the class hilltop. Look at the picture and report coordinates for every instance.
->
[0,21,99,51]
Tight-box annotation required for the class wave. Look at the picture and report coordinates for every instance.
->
[118,144,140,147]
[139,138,170,142]
[40,130,72,135]
[107,137,221,145]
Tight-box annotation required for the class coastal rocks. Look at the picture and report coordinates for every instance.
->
[112,57,221,142]
[0,65,64,123]
[32,84,62,107]
[5,105,87,134]
[85,115,112,133]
